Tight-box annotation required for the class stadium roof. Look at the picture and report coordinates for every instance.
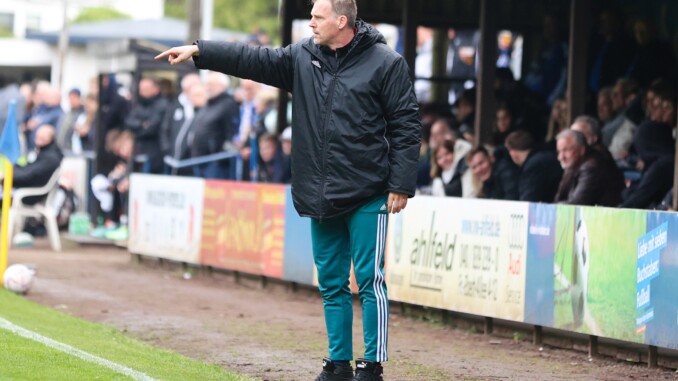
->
[26,17,249,47]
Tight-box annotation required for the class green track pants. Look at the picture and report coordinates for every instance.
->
[311,195,389,362]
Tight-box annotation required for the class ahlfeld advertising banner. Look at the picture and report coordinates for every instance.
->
[551,206,645,343]
[640,211,678,350]
[386,196,528,321]
[200,181,285,278]
[128,174,204,263]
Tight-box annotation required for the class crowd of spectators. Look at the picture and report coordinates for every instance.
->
[415,9,677,213]
[0,8,676,240]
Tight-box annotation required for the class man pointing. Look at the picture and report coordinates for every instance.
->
[157,1,421,379]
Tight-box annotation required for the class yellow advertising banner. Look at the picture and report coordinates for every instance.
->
[386,196,528,321]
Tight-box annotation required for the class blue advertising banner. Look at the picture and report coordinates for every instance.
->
[642,213,678,350]
[281,187,315,286]
[524,203,556,327]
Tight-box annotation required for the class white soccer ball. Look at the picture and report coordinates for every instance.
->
[3,264,36,294]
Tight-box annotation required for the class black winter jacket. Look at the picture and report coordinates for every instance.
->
[194,20,421,218]
[190,92,240,157]
[125,95,168,173]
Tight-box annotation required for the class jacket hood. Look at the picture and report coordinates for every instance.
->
[634,121,675,164]
[306,19,386,57]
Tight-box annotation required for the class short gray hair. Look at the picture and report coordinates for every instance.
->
[313,0,358,28]
[556,129,588,148]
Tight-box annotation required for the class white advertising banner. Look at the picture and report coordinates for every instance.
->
[128,174,204,264]
[386,196,529,321]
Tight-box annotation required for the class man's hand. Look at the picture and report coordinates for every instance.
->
[155,45,200,65]
[387,192,408,214]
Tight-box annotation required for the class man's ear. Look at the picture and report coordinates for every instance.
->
[337,15,348,30]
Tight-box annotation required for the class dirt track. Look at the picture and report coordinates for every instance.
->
[9,239,678,381]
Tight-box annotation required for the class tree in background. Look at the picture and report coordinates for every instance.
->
[72,7,131,24]
[166,0,279,45]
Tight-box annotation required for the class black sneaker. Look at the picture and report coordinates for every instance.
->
[353,358,384,381]
[314,357,354,381]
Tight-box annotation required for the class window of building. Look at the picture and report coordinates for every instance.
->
[0,13,14,37]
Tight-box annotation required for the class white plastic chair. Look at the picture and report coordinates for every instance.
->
[8,167,62,251]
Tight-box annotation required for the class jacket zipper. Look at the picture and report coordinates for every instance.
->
[320,71,339,222]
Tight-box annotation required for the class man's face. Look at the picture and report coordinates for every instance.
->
[597,93,613,122]
[69,93,81,109]
[469,152,493,182]
[35,127,54,148]
[496,109,511,133]
[259,140,277,163]
[188,84,209,108]
[435,146,454,171]
[557,135,584,170]
[309,0,341,47]
[508,149,527,167]
[139,79,159,99]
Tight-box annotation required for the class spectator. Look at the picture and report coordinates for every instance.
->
[495,67,547,141]
[161,72,201,168]
[124,77,168,174]
[64,93,98,153]
[554,129,624,206]
[505,130,562,202]
[257,133,289,184]
[491,102,521,162]
[191,72,240,179]
[596,87,614,125]
[467,146,519,200]
[0,75,25,135]
[254,88,279,134]
[620,119,674,209]
[98,74,130,134]
[25,86,63,150]
[1,125,62,205]
[57,88,85,152]
[280,126,292,183]
[430,139,463,197]
[544,97,568,149]
[90,130,135,239]
[454,88,475,142]
[570,115,618,168]
[95,74,130,176]
[602,78,639,154]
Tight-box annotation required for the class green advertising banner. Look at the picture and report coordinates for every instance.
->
[552,206,646,343]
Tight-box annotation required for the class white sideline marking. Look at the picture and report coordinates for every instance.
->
[0,317,157,381]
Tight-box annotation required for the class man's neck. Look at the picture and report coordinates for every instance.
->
[327,28,356,51]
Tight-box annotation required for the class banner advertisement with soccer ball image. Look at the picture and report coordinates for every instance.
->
[386,197,528,322]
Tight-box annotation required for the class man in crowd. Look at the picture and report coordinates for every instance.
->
[157,0,421,379]
[190,71,240,179]
[505,130,562,202]
[161,72,201,174]
[467,146,519,200]
[554,129,624,206]
[124,77,168,174]
[57,88,86,151]
[1,125,63,205]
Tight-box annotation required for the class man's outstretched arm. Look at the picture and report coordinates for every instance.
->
[156,42,294,92]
